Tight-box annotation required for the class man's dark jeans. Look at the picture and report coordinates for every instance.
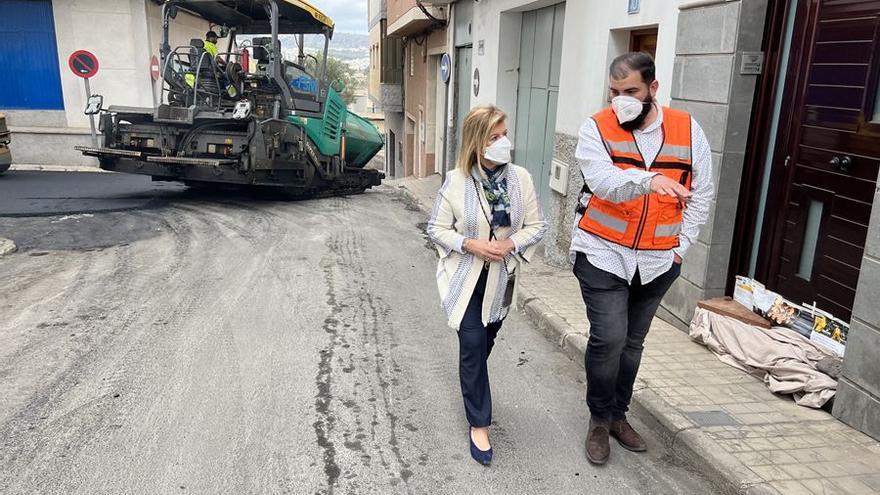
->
[573,252,681,421]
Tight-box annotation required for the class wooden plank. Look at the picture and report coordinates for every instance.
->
[807,64,869,87]
[698,297,773,329]
[813,40,873,64]
[805,84,865,109]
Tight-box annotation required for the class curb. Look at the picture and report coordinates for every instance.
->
[394,181,769,495]
[9,164,107,173]
[517,286,772,495]
[0,237,17,256]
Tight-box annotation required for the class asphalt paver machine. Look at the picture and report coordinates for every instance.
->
[77,0,384,195]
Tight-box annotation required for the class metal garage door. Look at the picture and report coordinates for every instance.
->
[0,0,64,109]
[514,3,565,210]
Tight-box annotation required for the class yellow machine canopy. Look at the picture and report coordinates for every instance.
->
[172,0,334,35]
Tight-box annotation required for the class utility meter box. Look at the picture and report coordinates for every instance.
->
[549,159,570,195]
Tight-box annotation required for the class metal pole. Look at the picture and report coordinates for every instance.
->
[84,77,98,147]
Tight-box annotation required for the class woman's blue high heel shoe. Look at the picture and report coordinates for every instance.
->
[469,428,493,466]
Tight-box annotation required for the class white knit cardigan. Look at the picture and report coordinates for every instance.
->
[427,164,548,329]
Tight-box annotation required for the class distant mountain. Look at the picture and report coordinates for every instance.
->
[310,32,369,50]
[279,32,369,69]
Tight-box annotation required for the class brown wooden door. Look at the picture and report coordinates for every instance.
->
[764,0,880,321]
[630,29,658,59]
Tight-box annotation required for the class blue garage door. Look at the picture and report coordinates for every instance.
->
[0,0,64,109]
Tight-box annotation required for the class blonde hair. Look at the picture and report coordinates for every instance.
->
[456,105,507,176]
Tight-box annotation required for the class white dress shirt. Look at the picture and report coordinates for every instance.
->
[569,105,715,284]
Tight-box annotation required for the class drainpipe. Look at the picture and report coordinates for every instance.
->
[441,2,456,182]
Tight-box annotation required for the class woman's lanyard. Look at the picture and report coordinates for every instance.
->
[471,177,511,274]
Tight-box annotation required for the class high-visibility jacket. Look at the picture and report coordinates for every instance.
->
[577,106,693,250]
[204,40,219,58]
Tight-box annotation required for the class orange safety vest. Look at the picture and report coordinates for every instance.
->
[577,106,693,250]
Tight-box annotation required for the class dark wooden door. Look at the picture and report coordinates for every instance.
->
[765,0,880,321]
[630,29,658,59]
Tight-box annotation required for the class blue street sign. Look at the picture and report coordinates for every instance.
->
[440,53,451,84]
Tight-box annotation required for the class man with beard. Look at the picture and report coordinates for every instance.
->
[570,52,714,465]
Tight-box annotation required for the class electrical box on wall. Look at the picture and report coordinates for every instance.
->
[549,159,569,195]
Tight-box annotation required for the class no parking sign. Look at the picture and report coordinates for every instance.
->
[68,50,101,146]
[68,50,99,79]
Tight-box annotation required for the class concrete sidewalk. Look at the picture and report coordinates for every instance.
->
[390,174,880,495]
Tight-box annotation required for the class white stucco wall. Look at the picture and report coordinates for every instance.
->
[555,0,682,135]
[51,0,154,128]
[467,0,683,136]
[49,0,210,128]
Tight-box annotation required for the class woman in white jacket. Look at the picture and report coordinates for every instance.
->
[427,105,547,466]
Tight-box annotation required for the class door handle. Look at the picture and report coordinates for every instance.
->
[830,155,853,173]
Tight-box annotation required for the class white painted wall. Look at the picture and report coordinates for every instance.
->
[50,0,209,129]
[468,0,684,137]
[52,0,152,127]
[555,0,682,135]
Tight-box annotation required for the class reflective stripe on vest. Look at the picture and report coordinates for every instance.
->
[587,207,629,234]
[603,139,641,156]
[655,223,682,238]
[578,106,694,251]
[658,144,691,162]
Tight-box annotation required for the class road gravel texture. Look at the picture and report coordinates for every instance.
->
[0,172,715,494]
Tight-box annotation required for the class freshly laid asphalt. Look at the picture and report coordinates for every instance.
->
[0,171,187,217]
[0,171,716,494]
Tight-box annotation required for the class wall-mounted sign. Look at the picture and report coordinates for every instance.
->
[628,0,640,15]
[740,51,765,75]
[150,55,160,81]
[473,68,480,97]
[440,53,451,84]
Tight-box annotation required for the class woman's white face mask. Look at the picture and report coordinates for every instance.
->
[484,136,513,165]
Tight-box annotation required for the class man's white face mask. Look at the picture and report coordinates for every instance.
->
[483,136,513,165]
[611,95,647,124]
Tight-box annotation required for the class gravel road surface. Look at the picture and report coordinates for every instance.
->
[0,171,716,494]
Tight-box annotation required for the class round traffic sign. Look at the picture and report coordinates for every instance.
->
[440,53,451,84]
[150,55,160,81]
[69,50,99,79]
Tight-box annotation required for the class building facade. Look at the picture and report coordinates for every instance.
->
[0,0,209,166]
[367,0,407,177]
[374,0,880,440]
[384,0,449,179]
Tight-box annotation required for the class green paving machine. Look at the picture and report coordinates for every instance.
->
[76,0,384,195]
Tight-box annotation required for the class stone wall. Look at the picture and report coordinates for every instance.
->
[544,132,580,267]
[660,0,768,327]
[834,170,880,440]
[544,0,768,331]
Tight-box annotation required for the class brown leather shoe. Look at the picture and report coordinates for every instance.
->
[586,419,611,465]
[610,419,647,452]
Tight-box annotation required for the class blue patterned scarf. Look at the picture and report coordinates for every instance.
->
[472,164,511,228]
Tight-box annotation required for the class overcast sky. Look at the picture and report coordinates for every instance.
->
[317,0,368,34]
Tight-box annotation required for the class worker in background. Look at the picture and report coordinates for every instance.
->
[186,30,236,97]
[204,30,224,64]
